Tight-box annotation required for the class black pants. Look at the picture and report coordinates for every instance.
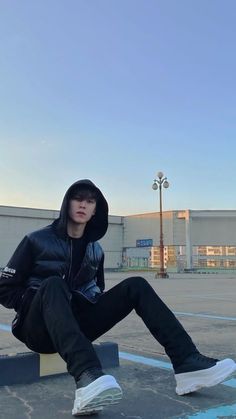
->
[19,276,198,381]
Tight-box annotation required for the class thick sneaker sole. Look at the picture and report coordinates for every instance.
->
[72,375,122,416]
[175,358,236,396]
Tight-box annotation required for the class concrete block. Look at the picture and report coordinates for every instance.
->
[0,342,119,386]
[0,352,39,385]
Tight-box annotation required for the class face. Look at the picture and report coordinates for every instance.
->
[68,196,96,225]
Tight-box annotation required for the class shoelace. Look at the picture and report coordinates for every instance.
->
[76,367,104,388]
[85,367,104,380]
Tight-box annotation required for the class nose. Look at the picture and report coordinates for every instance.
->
[79,200,86,208]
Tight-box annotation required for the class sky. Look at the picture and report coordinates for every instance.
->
[0,0,236,215]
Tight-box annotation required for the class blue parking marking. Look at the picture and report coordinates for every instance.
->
[119,351,172,369]
[119,351,236,390]
[174,312,236,321]
[1,311,236,335]
[223,378,236,389]
[185,403,236,418]
[0,323,11,331]
[119,352,236,419]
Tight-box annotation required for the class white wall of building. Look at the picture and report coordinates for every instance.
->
[0,206,58,266]
[0,206,123,269]
[100,216,123,268]
[123,212,175,247]
[190,211,236,245]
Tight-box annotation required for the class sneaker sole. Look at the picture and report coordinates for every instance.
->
[72,406,103,416]
[72,375,122,416]
[175,358,236,396]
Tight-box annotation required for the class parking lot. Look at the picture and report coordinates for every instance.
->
[1,271,236,418]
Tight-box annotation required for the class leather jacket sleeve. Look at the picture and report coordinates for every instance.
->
[0,235,33,310]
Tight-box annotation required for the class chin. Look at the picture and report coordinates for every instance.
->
[73,218,84,223]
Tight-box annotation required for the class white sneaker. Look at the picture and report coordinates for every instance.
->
[175,356,236,396]
[72,374,122,416]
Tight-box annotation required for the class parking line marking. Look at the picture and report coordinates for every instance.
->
[0,323,11,331]
[223,378,236,389]
[174,311,236,321]
[1,326,236,388]
[119,351,172,369]
[119,352,236,388]
[185,403,236,418]
[120,352,236,418]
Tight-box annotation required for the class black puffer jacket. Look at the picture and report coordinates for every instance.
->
[0,179,109,331]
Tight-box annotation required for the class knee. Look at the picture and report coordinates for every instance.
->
[125,276,149,290]
[123,277,152,306]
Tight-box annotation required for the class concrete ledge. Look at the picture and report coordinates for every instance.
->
[0,342,119,386]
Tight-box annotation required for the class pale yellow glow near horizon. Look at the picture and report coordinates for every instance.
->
[0,192,60,211]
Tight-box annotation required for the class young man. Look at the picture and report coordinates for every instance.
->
[0,179,235,416]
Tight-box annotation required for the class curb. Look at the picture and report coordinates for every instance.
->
[0,342,119,386]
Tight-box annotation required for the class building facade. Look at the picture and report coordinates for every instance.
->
[1,206,236,271]
[0,205,123,269]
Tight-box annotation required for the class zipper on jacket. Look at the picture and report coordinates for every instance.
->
[67,238,73,282]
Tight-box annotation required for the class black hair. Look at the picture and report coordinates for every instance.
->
[69,186,99,202]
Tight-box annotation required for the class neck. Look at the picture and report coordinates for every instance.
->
[67,220,86,238]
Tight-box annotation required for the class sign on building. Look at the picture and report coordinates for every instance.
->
[136,239,153,247]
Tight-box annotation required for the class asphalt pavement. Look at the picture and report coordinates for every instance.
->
[1,272,236,419]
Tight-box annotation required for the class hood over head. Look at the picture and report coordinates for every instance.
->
[55,179,108,241]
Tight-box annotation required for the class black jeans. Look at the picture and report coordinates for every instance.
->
[19,276,198,381]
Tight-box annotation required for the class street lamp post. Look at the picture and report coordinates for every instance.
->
[152,171,169,278]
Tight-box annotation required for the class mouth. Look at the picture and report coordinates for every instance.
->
[76,211,86,216]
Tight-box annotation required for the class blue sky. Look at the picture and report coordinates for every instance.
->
[1,0,236,215]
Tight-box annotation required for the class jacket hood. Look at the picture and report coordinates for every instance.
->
[55,179,109,241]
